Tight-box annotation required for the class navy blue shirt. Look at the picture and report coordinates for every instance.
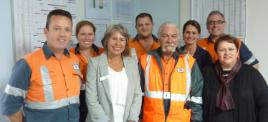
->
[180,45,213,70]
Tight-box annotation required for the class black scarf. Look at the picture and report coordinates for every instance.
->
[215,59,242,111]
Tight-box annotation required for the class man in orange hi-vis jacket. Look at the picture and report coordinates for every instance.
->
[139,22,203,122]
[1,9,81,122]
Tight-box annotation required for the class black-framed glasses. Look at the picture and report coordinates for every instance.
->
[207,20,225,25]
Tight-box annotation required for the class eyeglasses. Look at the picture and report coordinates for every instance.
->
[207,20,225,25]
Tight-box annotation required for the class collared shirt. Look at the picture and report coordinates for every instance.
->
[0,42,79,122]
[128,34,160,59]
[69,44,104,83]
[197,37,218,62]
[180,45,213,70]
[43,42,70,59]
[197,36,259,65]
[161,57,176,92]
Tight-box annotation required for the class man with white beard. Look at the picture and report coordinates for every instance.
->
[139,22,204,122]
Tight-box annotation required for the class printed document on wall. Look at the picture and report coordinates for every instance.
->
[12,0,78,60]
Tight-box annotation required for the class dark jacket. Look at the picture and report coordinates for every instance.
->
[202,64,268,122]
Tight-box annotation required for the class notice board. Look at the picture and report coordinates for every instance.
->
[12,0,78,60]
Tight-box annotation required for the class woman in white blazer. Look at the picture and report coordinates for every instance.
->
[85,24,142,122]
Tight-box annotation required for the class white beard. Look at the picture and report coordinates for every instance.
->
[161,44,176,53]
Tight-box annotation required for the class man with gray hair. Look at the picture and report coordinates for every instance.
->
[139,22,203,122]
[198,10,259,69]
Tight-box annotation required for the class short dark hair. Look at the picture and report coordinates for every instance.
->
[75,20,96,37]
[183,20,201,33]
[214,34,240,52]
[45,9,72,29]
[101,24,130,56]
[135,12,153,26]
[206,10,225,24]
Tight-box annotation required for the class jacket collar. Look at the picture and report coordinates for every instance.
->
[42,42,69,59]
[74,43,100,55]
[147,47,184,71]
[134,34,158,42]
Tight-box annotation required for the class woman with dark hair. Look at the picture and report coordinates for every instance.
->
[69,20,104,122]
[180,20,212,70]
[203,34,268,122]
[85,24,142,122]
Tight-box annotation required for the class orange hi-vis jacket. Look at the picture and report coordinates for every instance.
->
[128,34,160,59]
[140,53,195,122]
[24,48,81,109]
[69,44,104,84]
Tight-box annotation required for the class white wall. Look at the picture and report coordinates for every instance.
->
[0,1,13,92]
[0,0,13,121]
[247,0,268,81]
[179,0,191,30]
[178,0,191,46]
[134,0,180,36]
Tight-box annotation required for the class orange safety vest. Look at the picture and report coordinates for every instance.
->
[140,54,195,122]
[24,48,81,109]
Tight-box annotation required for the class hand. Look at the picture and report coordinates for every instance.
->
[8,111,23,122]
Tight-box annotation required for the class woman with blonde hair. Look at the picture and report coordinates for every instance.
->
[85,24,142,122]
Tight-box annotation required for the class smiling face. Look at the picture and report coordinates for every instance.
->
[207,14,225,38]
[136,16,153,38]
[183,25,200,45]
[217,41,239,69]
[159,24,179,55]
[107,31,127,57]
[44,15,72,53]
[77,25,95,49]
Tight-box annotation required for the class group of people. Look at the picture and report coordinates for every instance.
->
[1,8,268,122]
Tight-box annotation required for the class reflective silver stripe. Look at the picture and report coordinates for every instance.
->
[144,55,189,102]
[130,48,138,62]
[40,65,54,101]
[26,96,79,109]
[190,96,202,104]
[4,84,27,98]
[184,54,191,101]
[145,55,152,92]
[171,93,187,101]
[244,55,257,65]
[145,91,186,101]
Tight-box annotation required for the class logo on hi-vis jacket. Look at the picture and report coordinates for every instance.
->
[73,64,80,70]
[177,67,184,73]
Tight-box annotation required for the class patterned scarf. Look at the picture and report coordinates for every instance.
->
[215,59,242,111]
